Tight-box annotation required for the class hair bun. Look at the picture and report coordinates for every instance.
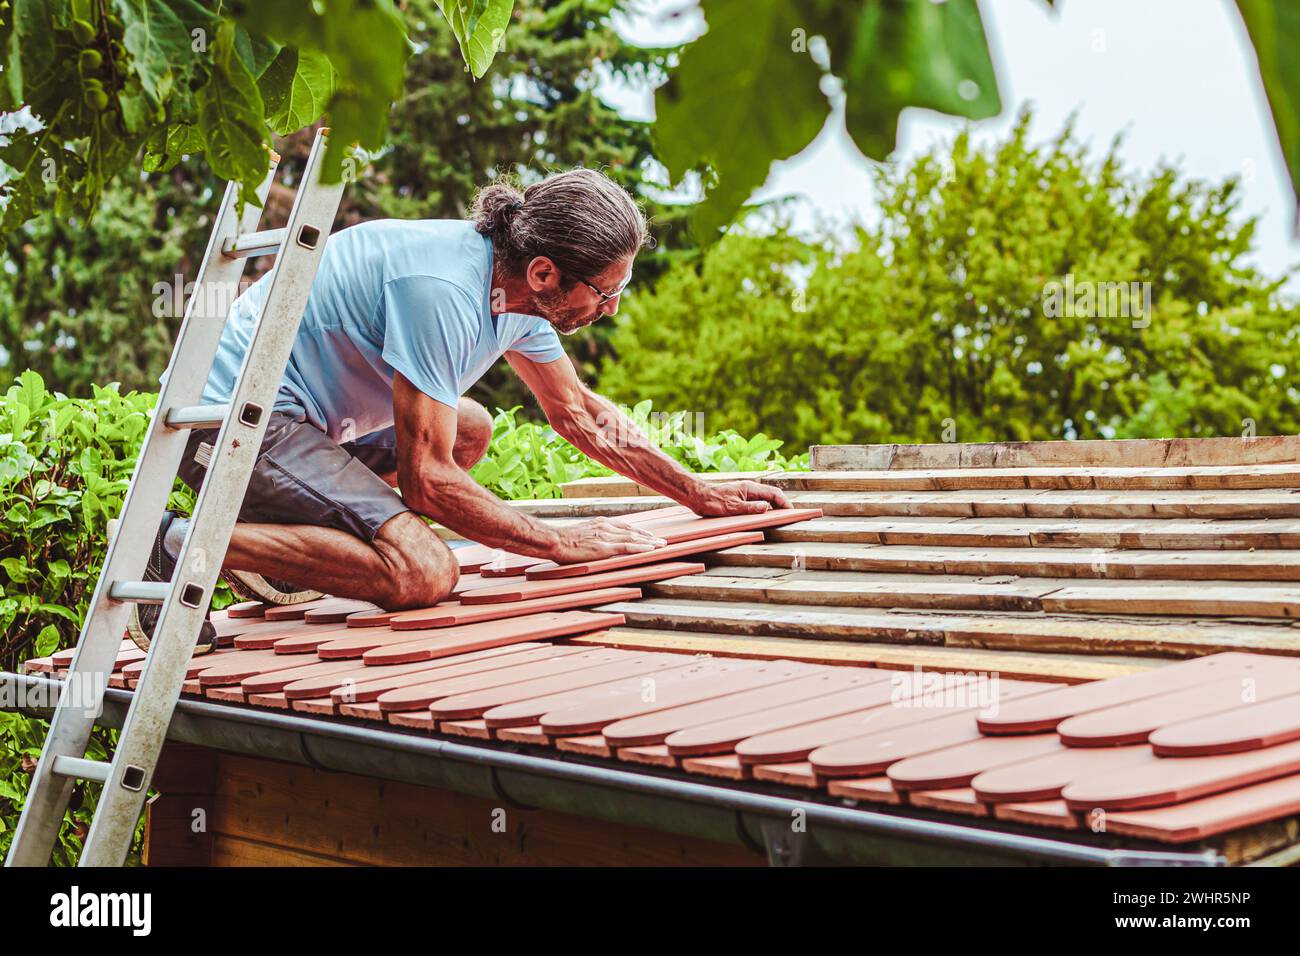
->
[470,183,527,243]
[470,168,649,280]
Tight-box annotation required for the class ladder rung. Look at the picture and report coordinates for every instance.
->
[111,579,208,608]
[222,227,286,259]
[52,756,111,783]
[110,581,169,603]
[165,403,229,429]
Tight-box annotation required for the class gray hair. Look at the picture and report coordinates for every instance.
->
[471,168,650,281]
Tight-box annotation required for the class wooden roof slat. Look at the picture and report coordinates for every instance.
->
[810,436,1300,471]
[773,515,1300,550]
[516,489,1300,521]
[1102,774,1300,843]
[651,571,1057,613]
[652,570,1300,619]
[571,627,1158,681]
[812,465,1300,493]
[602,597,1300,658]
[560,464,1300,497]
[1041,585,1300,618]
[1062,738,1300,811]
[712,542,1300,581]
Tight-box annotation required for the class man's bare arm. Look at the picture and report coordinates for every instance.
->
[392,373,665,560]
[507,353,791,516]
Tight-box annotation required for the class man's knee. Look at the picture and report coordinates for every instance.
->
[372,513,459,609]
[453,398,493,470]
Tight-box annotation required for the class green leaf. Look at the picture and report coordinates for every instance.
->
[81,487,101,527]
[434,0,514,79]
[141,123,204,173]
[0,129,65,232]
[233,25,283,80]
[4,0,58,106]
[320,87,385,177]
[1,558,32,585]
[78,445,102,479]
[831,0,1002,160]
[655,0,829,240]
[18,369,46,410]
[114,0,192,104]
[32,604,79,624]
[266,49,337,135]
[196,20,268,202]
[1235,0,1300,227]
[256,45,296,117]
[473,459,501,484]
[657,0,1002,241]
[230,0,410,181]
[35,625,64,656]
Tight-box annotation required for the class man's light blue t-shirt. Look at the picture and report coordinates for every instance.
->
[188,219,565,443]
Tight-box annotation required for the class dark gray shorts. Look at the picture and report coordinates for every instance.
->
[177,411,411,542]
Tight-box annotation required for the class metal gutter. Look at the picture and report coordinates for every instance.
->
[1,672,1226,867]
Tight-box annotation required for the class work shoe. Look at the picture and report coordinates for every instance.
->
[126,511,217,656]
[224,570,323,606]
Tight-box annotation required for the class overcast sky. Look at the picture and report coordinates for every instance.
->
[601,0,1299,294]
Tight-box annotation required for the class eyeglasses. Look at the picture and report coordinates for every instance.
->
[576,266,633,305]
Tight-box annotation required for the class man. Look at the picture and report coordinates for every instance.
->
[133,168,789,652]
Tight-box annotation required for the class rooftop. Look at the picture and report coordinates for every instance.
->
[14,435,1300,866]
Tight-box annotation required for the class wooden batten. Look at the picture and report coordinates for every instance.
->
[811,435,1300,471]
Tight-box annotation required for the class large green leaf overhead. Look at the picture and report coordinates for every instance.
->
[435,0,514,79]
[832,0,1001,160]
[196,21,266,194]
[655,0,829,241]
[656,0,1003,240]
[260,49,337,136]
[229,0,411,179]
[1234,0,1300,229]
[116,0,192,102]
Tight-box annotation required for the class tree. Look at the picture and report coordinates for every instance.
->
[0,0,514,229]
[599,113,1300,449]
[0,0,687,405]
[0,165,200,395]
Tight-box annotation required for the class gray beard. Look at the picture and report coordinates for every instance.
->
[533,287,600,334]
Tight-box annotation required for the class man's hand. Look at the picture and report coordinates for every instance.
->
[546,517,668,564]
[690,480,792,517]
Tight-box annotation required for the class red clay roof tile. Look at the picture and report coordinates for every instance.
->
[359,610,623,664]
[458,561,704,604]
[1149,690,1300,756]
[388,585,641,629]
[976,652,1273,735]
[1062,739,1300,811]
[1058,666,1300,747]
[525,532,765,580]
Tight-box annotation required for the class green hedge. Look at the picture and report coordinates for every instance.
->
[469,401,808,500]
[0,371,804,863]
[0,371,185,863]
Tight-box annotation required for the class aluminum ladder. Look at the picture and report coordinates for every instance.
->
[5,127,347,867]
